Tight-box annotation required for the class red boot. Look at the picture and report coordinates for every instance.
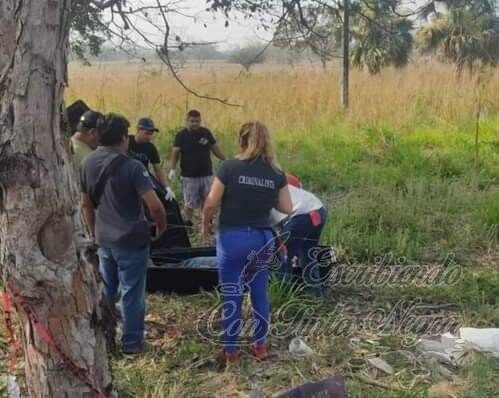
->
[217,349,241,364]
[251,344,270,360]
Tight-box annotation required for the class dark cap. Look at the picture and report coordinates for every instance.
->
[137,117,159,132]
[77,110,103,131]
[66,100,90,134]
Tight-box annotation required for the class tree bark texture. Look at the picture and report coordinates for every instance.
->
[0,1,112,396]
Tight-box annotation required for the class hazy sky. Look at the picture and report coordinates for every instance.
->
[109,0,439,51]
[114,0,273,50]
[169,1,273,48]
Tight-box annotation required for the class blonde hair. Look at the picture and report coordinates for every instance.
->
[236,121,280,169]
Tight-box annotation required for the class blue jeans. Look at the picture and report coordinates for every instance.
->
[282,207,328,297]
[217,227,275,353]
[98,245,149,350]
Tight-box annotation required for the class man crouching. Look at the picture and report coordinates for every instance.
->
[80,113,166,355]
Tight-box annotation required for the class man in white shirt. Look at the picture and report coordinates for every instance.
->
[271,175,328,297]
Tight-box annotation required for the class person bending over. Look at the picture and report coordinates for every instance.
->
[170,109,225,230]
[80,113,166,355]
[203,121,292,363]
[271,175,328,297]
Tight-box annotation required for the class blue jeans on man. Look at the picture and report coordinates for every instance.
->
[98,245,150,351]
[282,207,328,297]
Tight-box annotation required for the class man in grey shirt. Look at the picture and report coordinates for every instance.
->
[80,113,166,355]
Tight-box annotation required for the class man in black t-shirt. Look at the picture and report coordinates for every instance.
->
[169,110,225,227]
[128,117,168,188]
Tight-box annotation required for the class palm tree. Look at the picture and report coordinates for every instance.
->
[416,1,499,75]
[350,0,413,74]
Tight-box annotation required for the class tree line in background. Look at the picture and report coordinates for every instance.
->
[81,44,312,70]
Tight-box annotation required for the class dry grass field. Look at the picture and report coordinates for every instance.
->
[67,61,499,262]
[1,62,498,397]
[67,61,499,135]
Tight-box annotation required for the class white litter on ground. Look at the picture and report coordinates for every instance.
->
[289,337,314,356]
[459,328,499,356]
[366,357,395,375]
[417,327,499,366]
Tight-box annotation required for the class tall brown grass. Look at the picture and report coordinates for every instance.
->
[67,61,499,135]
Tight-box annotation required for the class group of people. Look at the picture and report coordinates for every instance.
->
[71,109,328,361]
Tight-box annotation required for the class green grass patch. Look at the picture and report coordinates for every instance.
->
[155,118,499,264]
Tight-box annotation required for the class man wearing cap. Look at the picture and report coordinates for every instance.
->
[80,113,167,355]
[71,110,103,167]
[128,117,167,189]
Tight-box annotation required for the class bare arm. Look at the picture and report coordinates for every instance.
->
[170,147,180,172]
[211,144,226,161]
[142,190,167,236]
[275,185,293,215]
[152,163,167,187]
[202,177,225,235]
[80,193,95,240]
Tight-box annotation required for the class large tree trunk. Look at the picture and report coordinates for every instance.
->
[0,1,112,396]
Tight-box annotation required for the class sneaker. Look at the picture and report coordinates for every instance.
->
[250,344,270,360]
[216,349,240,364]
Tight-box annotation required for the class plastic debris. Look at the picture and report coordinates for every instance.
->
[366,357,394,375]
[289,337,314,356]
[8,376,21,398]
[417,327,499,367]
[417,335,469,366]
[459,328,499,356]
